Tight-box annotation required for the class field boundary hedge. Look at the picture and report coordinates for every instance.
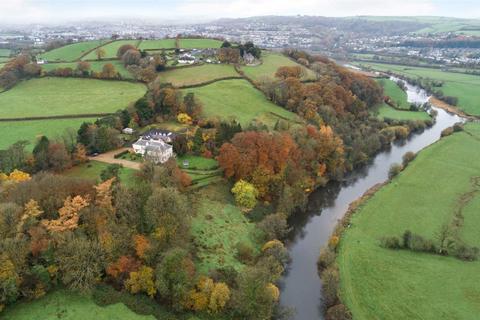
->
[178,76,244,89]
[0,113,113,122]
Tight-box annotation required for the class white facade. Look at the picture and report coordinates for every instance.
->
[132,138,173,164]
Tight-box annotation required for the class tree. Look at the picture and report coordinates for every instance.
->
[33,136,50,171]
[122,49,141,66]
[258,212,290,241]
[125,266,156,297]
[221,40,232,48]
[172,135,188,157]
[56,236,105,292]
[72,143,88,164]
[117,44,136,58]
[231,180,258,210]
[47,142,71,172]
[42,195,89,232]
[76,61,91,74]
[95,47,106,60]
[275,66,305,79]
[100,164,122,182]
[101,63,117,79]
[209,282,231,313]
[177,113,192,125]
[0,254,20,308]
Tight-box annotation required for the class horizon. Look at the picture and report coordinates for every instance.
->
[0,0,479,25]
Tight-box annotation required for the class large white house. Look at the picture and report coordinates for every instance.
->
[133,138,173,164]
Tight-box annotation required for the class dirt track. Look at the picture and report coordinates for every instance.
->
[88,147,141,170]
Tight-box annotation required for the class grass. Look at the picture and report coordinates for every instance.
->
[377,78,410,109]
[192,183,259,273]
[178,38,223,49]
[374,103,431,121]
[0,48,11,57]
[82,40,139,60]
[0,77,146,119]
[0,57,10,63]
[138,39,176,50]
[157,64,239,87]
[41,60,133,79]
[241,52,317,82]
[356,62,480,116]
[177,155,218,170]
[183,79,301,127]
[1,289,154,320]
[338,123,480,320]
[64,161,138,188]
[39,40,105,62]
[0,118,97,150]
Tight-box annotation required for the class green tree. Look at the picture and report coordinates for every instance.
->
[33,136,50,171]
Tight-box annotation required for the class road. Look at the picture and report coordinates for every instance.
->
[88,147,141,170]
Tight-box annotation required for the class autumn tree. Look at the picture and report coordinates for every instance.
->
[76,61,91,74]
[122,49,141,66]
[101,63,117,79]
[125,266,156,297]
[95,47,106,60]
[117,44,136,58]
[72,143,88,164]
[275,66,305,79]
[231,180,258,210]
[42,195,89,232]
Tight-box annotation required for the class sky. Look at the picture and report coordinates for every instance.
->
[0,0,478,24]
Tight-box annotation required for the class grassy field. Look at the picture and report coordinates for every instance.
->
[338,123,480,320]
[377,78,410,109]
[0,57,10,63]
[184,79,300,127]
[177,155,218,170]
[0,77,146,118]
[178,38,223,49]
[374,103,431,121]
[83,40,139,60]
[1,289,154,320]
[41,60,133,79]
[192,183,259,273]
[241,52,317,82]
[356,62,480,116]
[64,161,138,187]
[0,48,12,57]
[157,64,239,87]
[138,39,176,50]
[0,118,97,150]
[39,40,105,62]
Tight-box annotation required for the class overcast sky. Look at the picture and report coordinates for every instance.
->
[0,0,478,24]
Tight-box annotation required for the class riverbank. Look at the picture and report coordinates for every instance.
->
[429,96,479,121]
[336,123,480,319]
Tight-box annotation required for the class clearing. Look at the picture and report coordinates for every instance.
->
[64,160,138,188]
[156,64,240,87]
[39,40,105,62]
[241,52,317,82]
[0,77,146,119]
[338,123,480,320]
[183,79,301,127]
[82,40,140,60]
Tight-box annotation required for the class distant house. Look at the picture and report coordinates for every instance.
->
[178,53,195,64]
[122,128,135,135]
[132,138,173,164]
[36,59,46,65]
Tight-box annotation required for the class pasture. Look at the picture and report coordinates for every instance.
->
[0,48,12,57]
[1,290,154,320]
[183,79,300,126]
[156,64,240,87]
[178,38,223,49]
[82,40,139,60]
[356,62,480,116]
[0,118,97,150]
[338,123,480,320]
[138,39,176,50]
[374,103,431,121]
[41,60,133,79]
[377,78,410,109]
[241,52,317,81]
[0,77,146,119]
[39,40,105,62]
[64,161,138,188]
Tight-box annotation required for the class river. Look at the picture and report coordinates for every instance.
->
[279,79,464,320]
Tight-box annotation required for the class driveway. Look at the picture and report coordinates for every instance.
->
[89,147,141,170]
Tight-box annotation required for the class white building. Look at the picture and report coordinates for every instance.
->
[132,138,173,164]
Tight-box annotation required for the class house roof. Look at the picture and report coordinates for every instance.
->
[133,138,172,152]
[142,129,177,141]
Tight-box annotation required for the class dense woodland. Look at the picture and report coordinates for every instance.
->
[0,42,429,319]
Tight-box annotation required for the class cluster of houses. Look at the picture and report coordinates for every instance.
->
[176,48,219,64]
[131,129,176,164]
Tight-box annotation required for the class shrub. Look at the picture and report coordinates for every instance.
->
[318,247,336,271]
[402,230,412,248]
[380,236,401,249]
[441,127,454,137]
[388,163,403,179]
[455,245,479,261]
[409,234,436,253]
[453,123,464,132]
[235,241,255,264]
[326,304,352,320]
[394,126,409,140]
[402,151,416,167]
[321,266,339,308]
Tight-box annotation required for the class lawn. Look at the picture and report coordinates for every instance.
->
[338,123,480,320]
[82,40,140,60]
[41,60,133,79]
[356,62,480,116]
[177,155,218,170]
[0,118,97,150]
[178,38,223,49]
[39,40,105,62]
[0,77,146,119]
[138,39,176,50]
[373,103,431,121]
[191,183,259,273]
[183,79,301,127]
[1,289,154,320]
[241,52,317,82]
[64,161,138,188]
[377,78,410,109]
[157,64,240,87]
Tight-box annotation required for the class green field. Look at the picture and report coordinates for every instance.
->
[377,78,410,109]
[41,60,133,79]
[0,77,146,119]
[0,48,12,57]
[184,79,301,127]
[178,38,223,49]
[157,64,239,87]
[356,62,480,116]
[39,40,105,62]
[0,57,10,63]
[138,39,176,50]
[338,123,480,320]
[374,103,431,121]
[1,290,154,320]
[241,52,316,82]
[192,183,258,273]
[64,161,138,187]
[83,40,139,60]
[0,118,97,150]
